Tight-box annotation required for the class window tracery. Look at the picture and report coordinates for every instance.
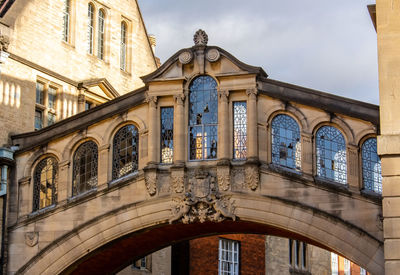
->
[271,114,301,170]
[362,137,382,193]
[112,125,139,180]
[316,126,347,184]
[189,76,218,160]
[72,141,98,196]
[33,157,58,211]
[161,107,174,163]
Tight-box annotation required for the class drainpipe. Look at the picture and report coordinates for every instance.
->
[0,147,14,275]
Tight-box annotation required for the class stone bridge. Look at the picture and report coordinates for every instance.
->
[8,31,382,274]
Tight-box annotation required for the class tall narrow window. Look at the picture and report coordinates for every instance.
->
[360,267,366,275]
[120,22,127,70]
[72,141,98,196]
[362,138,382,193]
[48,87,56,109]
[343,258,351,275]
[36,82,44,105]
[331,253,339,275]
[189,76,218,160]
[161,107,174,163]
[316,126,347,184]
[233,102,247,160]
[87,3,94,54]
[219,239,239,275]
[112,125,139,180]
[33,157,58,211]
[63,0,70,42]
[98,9,105,59]
[289,239,293,265]
[34,110,43,130]
[271,114,301,170]
[302,243,307,269]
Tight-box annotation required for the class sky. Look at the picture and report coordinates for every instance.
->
[137,0,379,104]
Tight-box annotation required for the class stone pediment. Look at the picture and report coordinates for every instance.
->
[141,30,267,84]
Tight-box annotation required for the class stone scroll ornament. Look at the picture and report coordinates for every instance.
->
[25,232,39,247]
[217,166,230,191]
[169,170,236,224]
[171,169,185,193]
[245,165,259,190]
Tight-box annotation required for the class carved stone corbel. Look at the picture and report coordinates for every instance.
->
[245,159,260,191]
[145,93,158,108]
[170,166,185,193]
[144,166,157,196]
[217,160,231,191]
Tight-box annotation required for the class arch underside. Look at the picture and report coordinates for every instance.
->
[17,194,383,275]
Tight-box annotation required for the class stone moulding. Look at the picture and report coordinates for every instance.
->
[178,50,193,65]
[169,169,235,224]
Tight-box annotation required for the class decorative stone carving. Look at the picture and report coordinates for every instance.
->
[173,93,186,105]
[245,165,259,191]
[0,35,9,52]
[144,169,157,196]
[246,88,258,100]
[206,48,220,62]
[218,89,229,103]
[193,29,208,46]
[25,232,39,247]
[178,50,193,64]
[169,170,235,224]
[217,166,230,191]
[171,169,185,193]
[145,93,158,108]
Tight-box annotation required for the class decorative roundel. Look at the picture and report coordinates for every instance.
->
[178,50,193,64]
[206,48,220,62]
[193,29,208,46]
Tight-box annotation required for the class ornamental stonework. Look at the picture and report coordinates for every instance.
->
[144,169,157,196]
[25,232,39,247]
[193,29,208,46]
[169,169,235,224]
[245,165,259,190]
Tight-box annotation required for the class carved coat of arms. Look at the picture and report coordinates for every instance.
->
[169,170,236,224]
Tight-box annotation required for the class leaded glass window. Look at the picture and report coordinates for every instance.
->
[98,9,105,60]
[120,22,127,70]
[112,125,139,180]
[36,82,44,105]
[72,141,98,196]
[219,239,239,275]
[233,102,247,160]
[63,0,70,42]
[87,3,94,54]
[316,126,347,184]
[362,138,382,193]
[189,76,218,160]
[161,107,173,163]
[33,157,58,211]
[48,87,56,109]
[35,110,43,130]
[271,114,301,170]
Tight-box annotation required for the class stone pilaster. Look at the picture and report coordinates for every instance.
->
[146,93,158,165]
[18,177,31,216]
[246,88,258,160]
[301,132,313,175]
[218,89,230,160]
[346,144,359,190]
[77,93,85,113]
[98,144,110,185]
[57,160,70,202]
[173,93,185,164]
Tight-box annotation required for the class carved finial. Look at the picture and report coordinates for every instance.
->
[193,29,208,46]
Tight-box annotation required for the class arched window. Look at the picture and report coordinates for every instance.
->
[33,157,58,211]
[97,9,105,59]
[120,22,127,70]
[362,138,382,193]
[63,0,70,42]
[72,141,98,196]
[189,76,218,160]
[112,125,139,180]
[316,126,347,184]
[87,3,95,54]
[271,114,301,170]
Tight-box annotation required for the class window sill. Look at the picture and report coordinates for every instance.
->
[268,163,302,177]
[29,204,56,218]
[314,176,351,194]
[120,69,131,76]
[68,188,97,203]
[61,40,75,49]
[361,189,382,202]
[109,171,139,187]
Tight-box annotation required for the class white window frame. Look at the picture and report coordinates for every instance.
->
[219,239,239,275]
[331,253,338,275]
[344,258,351,275]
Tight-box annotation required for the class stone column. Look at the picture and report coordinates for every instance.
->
[218,89,230,160]
[146,94,158,165]
[346,144,359,190]
[246,88,258,160]
[97,144,110,186]
[77,93,85,113]
[57,160,70,202]
[173,93,185,164]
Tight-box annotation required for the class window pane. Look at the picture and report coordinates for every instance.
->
[219,239,239,275]
[35,110,43,130]
[72,141,98,196]
[331,253,338,275]
[316,126,347,184]
[48,113,56,126]
[233,102,247,160]
[48,87,56,109]
[161,107,174,163]
[63,0,70,42]
[98,10,105,59]
[33,158,58,211]
[112,125,139,180]
[271,114,301,170]
[36,82,44,105]
[87,4,94,54]
[189,76,218,160]
[120,22,127,70]
[362,138,382,193]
